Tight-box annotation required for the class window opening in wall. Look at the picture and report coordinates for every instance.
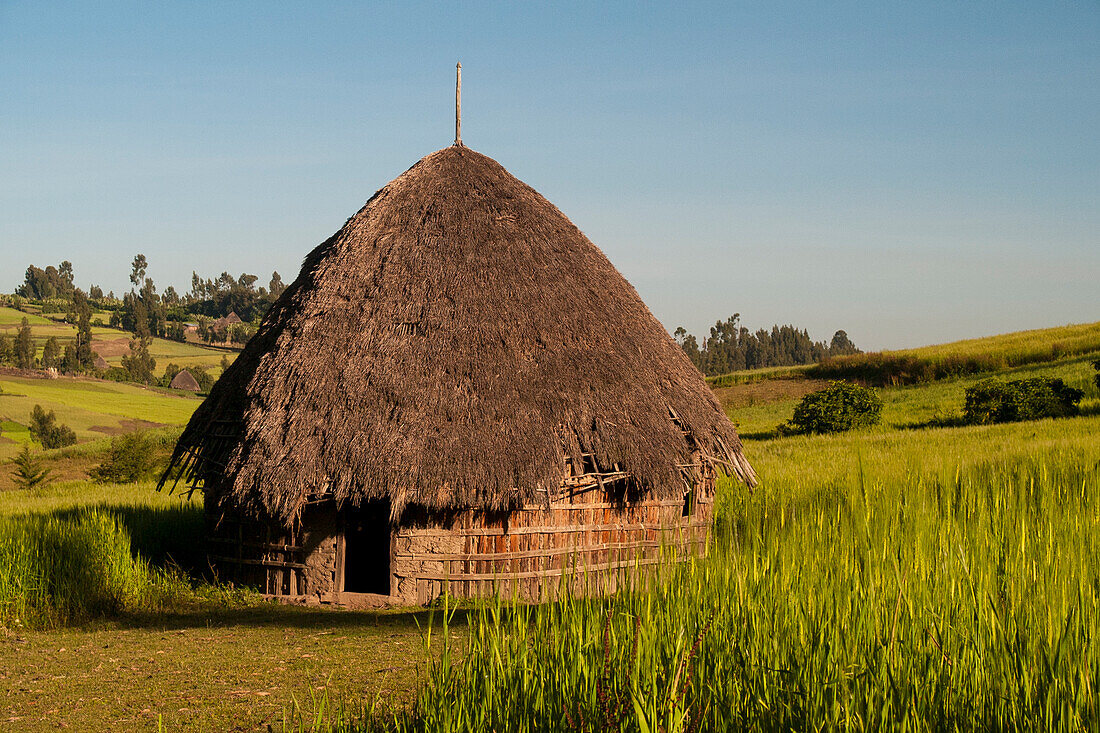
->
[343,500,392,595]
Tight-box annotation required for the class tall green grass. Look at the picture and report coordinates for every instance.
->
[344,448,1098,732]
[0,510,193,628]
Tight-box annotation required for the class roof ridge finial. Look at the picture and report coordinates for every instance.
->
[455,62,462,147]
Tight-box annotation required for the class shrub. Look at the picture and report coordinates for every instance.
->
[28,405,77,449]
[88,431,157,483]
[783,381,883,435]
[1093,360,1100,391]
[964,377,1083,425]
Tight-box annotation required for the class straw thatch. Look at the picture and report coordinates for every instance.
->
[169,369,201,392]
[212,312,243,330]
[164,145,755,524]
[93,354,109,370]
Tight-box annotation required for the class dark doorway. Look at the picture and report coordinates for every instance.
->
[343,500,392,595]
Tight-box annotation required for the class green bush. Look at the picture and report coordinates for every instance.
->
[964,377,1083,425]
[28,405,77,449]
[1092,360,1100,391]
[783,381,883,435]
[88,432,157,483]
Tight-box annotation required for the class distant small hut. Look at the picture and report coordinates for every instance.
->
[162,144,755,606]
[169,369,201,392]
[93,353,109,370]
[212,312,243,331]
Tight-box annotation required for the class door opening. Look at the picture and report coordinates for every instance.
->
[342,500,391,595]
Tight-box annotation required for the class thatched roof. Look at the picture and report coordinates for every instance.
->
[163,145,755,523]
[169,369,201,391]
[93,353,108,370]
[213,311,243,329]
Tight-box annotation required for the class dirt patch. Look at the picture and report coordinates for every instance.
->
[91,338,132,357]
[88,419,167,436]
[712,378,830,411]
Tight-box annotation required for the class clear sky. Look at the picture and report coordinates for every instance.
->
[2,1,1097,350]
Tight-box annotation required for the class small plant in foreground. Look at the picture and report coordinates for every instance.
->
[782,380,883,434]
[10,444,53,490]
[964,376,1083,424]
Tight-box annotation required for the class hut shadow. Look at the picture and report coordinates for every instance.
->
[112,604,474,633]
[737,428,780,441]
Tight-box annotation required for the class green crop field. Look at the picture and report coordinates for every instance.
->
[0,325,1097,730]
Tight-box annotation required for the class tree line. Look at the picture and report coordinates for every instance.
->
[15,255,288,346]
[6,255,279,384]
[674,314,860,376]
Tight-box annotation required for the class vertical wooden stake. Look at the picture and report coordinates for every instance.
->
[455,62,462,146]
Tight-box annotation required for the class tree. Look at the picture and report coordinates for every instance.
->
[41,337,61,369]
[0,334,11,365]
[10,444,52,490]
[121,292,151,338]
[121,338,156,384]
[14,317,35,369]
[674,315,857,376]
[60,344,80,374]
[28,405,77,449]
[71,290,95,371]
[829,330,859,356]
[58,260,74,291]
[88,284,104,301]
[673,327,703,371]
[130,254,148,289]
[269,271,286,299]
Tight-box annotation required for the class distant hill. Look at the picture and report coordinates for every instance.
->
[707,320,1100,388]
[809,321,1100,386]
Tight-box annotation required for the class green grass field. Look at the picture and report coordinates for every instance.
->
[0,324,1096,730]
[0,305,236,377]
[0,374,201,474]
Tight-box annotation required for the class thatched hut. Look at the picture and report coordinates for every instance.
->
[169,369,201,392]
[212,311,243,331]
[93,353,109,370]
[161,145,755,606]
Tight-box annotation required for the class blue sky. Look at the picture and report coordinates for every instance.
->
[2,1,1096,349]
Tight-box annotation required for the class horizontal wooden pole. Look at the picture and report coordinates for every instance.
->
[395,537,705,564]
[208,554,307,570]
[411,551,702,581]
[397,519,711,538]
[207,537,301,552]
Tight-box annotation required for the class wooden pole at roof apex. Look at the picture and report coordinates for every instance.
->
[455,62,462,147]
